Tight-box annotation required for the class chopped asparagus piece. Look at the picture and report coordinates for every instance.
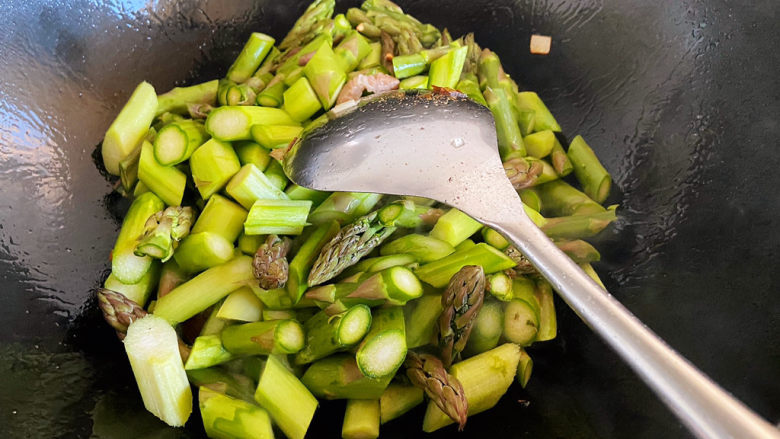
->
[254,355,318,439]
[283,77,323,122]
[502,298,539,346]
[250,124,304,149]
[191,194,248,243]
[356,307,407,378]
[103,261,160,307]
[533,278,557,341]
[523,129,556,158]
[217,286,264,322]
[285,184,331,206]
[303,42,347,108]
[226,32,276,83]
[535,179,605,217]
[173,232,235,273]
[124,314,192,426]
[185,335,235,370]
[199,387,274,439]
[287,220,341,303]
[580,262,606,288]
[515,91,561,132]
[486,272,513,301]
[111,192,165,284]
[221,319,305,355]
[481,227,509,251]
[102,81,158,175]
[263,160,289,190]
[379,383,424,424]
[516,348,534,388]
[309,192,383,225]
[429,208,482,247]
[226,163,289,210]
[234,140,272,170]
[301,354,393,399]
[415,243,516,288]
[244,199,313,235]
[190,138,242,200]
[187,367,256,403]
[464,298,504,356]
[153,119,208,166]
[342,399,380,439]
[345,265,423,306]
[295,304,372,364]
[428,45,467,89]
[403,294,443,349]
[137,140,187,207]
[567,135,612,203]
[380,233,454,262]
[156,80,219,116]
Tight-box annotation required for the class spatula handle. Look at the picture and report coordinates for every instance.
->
[481,193,779,439]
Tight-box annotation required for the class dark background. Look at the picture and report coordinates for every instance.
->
[0,0,778,437]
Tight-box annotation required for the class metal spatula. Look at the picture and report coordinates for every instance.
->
[283,89,779,439]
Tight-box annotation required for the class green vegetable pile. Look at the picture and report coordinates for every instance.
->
[97,0,617,437]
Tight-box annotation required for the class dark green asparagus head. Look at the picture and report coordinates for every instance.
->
[253,235,293,290]
[97,288,148,337]
[503,155,543,190]
[438,265,486,367]
[405,350,468,430]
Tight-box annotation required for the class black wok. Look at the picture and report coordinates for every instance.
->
[0,0,777,437]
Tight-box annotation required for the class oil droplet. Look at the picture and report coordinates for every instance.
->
[451,137,465,148]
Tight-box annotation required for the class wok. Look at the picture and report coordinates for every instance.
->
[0,0,777,437]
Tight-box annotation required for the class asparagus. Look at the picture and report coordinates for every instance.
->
[226,33,276,83]
[438,265,485,367]
[503,246,537,276]
[190,139,242,200]
[379,383,424,424]
[238,232,265,255]
[97,288,149,337]
[301,354,393,399]
[533,278,557,341]
[422,343,522,432]
[154,255,255,325]
[185,335,235,370]
[283,77,323,122]
[153,119,208,166]
[535,179,605,217]
[567,135,612,203]
[244,199,313,235]
[199,387,274,439]
[540,206,617,239]
[285,184,330,206]
[486,272,513,301]
[295,304,372,364]
[335,31,372,72]
[221,319,305,355]
[391,53,426,79]
[308,210,397,285]
[124,315,192,426]
[262,309,297,321]
[253,234,292,289]
[477,48,501,91]
[502,298,539,346]
[515,91,561,132]
[205,106,297,141]
[173,232,235,273]
[355,307,407,378]
[303,42,347,109]
[188,103,215,119]
[429,208,482,247]
[191,194,248,243]
[279,0,335,50]
[405,350,468,430]
[134,206,194,262]
[256,76,286,107]
[102,81,158,175]
[456,238,477,252]
[348,253,416,275]
[264,159,289,190]
[235,140,272,170]
[456,73,487,106]
[254,355,318,439]
[428,46,468,89]
[137,140,187,207]
[360,0,440,47]
[156,80,219,116]
[516,349,533,387]
[414,243,516,288]
[399,74,429,90]
[463,298,504,356]
[157,259,187,298]
[287,220,341,303]
[550,137,574,176]
[216,286,264,322]
[580,262,606,289]
[187,367,257,403]
[380,234,454,263]
[516,108,536,136]
[523,129,556,158]
[403,294,443,349]
[308,192,383,225]
[253,286,295,310]
[250,124,303,150]
[118,144,141,193]
[358,42,382,69]
[503,154,544,190]
[343,265,423,306]
[342,399,380,439]
[104,258,160,306]
[481,227,509,251]
[484,87,525,158]
[226,164,289,210]
[111,192,165,284]
[555,239,601,263]
[519,187,542,213]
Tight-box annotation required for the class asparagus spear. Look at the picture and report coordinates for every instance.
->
[98,288,149,337]
[226,163,289,210]
[156,80,219,116]
[134,206,194,262]
[226,33,276,83]
[118,144,141,193]
[534,179,606,217]
[221,319,305,355]
[254,355,319,439]
[189,138,242,200]
[379,383,424,424]
[380,234,454,262]
[308,210,397,285]
[295,304,372,364]
[456,73,487,106]
[102,81,157,175]
[403,294,443,349]
[355,307,407,378]
[342,399,380,439]
[429,208,482,247]
[405,350,468,430]
[173,232,235,273]
[153,119,208,166]
[346,253,416,275]
[301,354,394,399]
[567,135,612,203]
[285,184,330,206]
[422,343,522,432]
[187,366,257,403]
[244,199,313,235]
[438,265,486,367]
[234,140,272,170]
[541,206,617,239]
[287,220,341,303]
[463,298,504,356]
[153,255,255,325]
[205,106,297,141]
[264,159,289,190]
[308,192,383,225]
[157,259,187,298]
[523,129,556,158]
[111,192,165,284]
[484,87,525,158]
[503,154,544,190]
[138,140,188,207]
[216,286,263,322]
[103,267,161,309]
[414,243,516,288]
[184,335,235,370]
[341,265,423,307]
[199,387,274,439]
[486,272,513,301]
[124,314,192,426]
[253,234,292,290]
[303,42,347,109]
[550,137,574,176]
[555,239,601,263]
[428,46,468,89]
[391,52,426,78]
[279,0,335,50]
[533,278,557,341]
[283,77,323,122]
[191,194,248,243]
[516,349,534,387]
